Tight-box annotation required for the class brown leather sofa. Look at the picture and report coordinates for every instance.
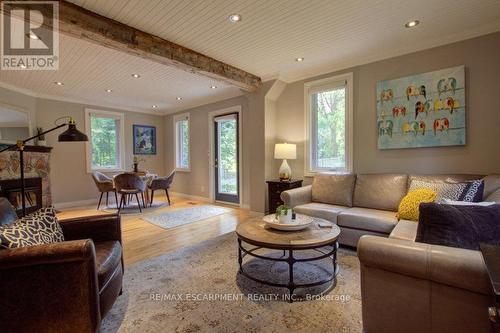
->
[282,173,500,332]
[0,199,123,333]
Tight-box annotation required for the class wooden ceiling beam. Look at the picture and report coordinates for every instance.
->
[4,1,262,92]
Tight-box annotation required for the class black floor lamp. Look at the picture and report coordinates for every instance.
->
[0,116,88,216]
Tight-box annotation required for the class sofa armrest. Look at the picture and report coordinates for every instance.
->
[0,240,101,332]
[59,213,122,243]
[280,185,312,208]
[357,235,491,295]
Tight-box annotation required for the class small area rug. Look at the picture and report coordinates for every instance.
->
[142,204,233,229]
[103,201,168,215]
[101,232,362,332]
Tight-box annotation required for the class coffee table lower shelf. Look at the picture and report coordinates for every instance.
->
[237,238,339,302]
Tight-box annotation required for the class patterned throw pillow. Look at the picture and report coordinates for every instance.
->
[458,180,484,202]
[397,189,437,221]
[409,180,468,201]
[0,207,64,249]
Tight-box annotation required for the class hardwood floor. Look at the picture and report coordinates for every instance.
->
[57,194,254,266]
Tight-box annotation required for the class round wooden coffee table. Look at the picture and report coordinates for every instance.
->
[236,214,341,302]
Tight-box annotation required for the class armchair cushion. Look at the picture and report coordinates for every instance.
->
[0,207,64,249]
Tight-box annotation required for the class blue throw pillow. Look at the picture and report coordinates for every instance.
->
[416,203,500,250]
[458,179,484,202]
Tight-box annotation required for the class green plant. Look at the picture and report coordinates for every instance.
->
[275,204,291,219]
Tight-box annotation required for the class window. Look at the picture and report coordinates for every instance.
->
[174,113,190,171]
[305,73,353,174]
[85,109,125,172]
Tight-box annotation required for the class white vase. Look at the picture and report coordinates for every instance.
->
[278,210,292,224]
[279,159,292,180]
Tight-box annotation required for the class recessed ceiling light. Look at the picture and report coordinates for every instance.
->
[26,32,40,40]
[176,97,182,101]
[405,20,420,28]
[228,14,241,22]
[105,89,112,93]
[295,57,304,62]
[54,81,64,86]
[210,85,217,89]
[131,73,141,78]
[152,105,158,109]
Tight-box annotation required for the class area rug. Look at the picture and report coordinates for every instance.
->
[103,201,169,215]
[142,205,233,229]
[101,232,362,332]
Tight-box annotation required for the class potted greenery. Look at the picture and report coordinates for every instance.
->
[36,128,46,146]
[275,204,292,224]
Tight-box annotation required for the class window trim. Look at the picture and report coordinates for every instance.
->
[304,72,353,176]
[85,109,125,173]
[173,112,190,172]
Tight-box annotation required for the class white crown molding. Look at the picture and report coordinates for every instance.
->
[0,81,166,116]
[281,24,500,83]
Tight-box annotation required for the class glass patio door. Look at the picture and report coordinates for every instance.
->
[214,113,239,204]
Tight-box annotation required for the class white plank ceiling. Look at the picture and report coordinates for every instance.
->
[1,0,500,114]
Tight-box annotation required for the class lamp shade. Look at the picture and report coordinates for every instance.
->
[58,123,88,142]
[274,143,296,160]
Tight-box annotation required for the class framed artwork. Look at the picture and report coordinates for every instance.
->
[133,125,156,155]
[376,65,465,149]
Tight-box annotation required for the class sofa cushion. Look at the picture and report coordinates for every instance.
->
[0,207,64,249]
[95,240,122,290]
[311,173,356,207]
[293,203,349,223]
[416,203,500,250]
[486,188,500,203]
[390,219,418,241]
[337,207,398,234]
[397,189,437,221]
[353,174,408,211]
[483,174,500,198]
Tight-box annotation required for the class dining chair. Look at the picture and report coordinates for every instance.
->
[114,173,147,213]
[92,171,118,210]
[148,170,175,206]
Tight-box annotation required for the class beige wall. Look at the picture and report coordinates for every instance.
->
[165,81,274,213]
[273,32,500,184]
[35,98,165,205]
[0,87,166,206]
[165,96,248,203]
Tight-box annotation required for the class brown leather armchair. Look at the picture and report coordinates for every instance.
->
[0,210,124,333]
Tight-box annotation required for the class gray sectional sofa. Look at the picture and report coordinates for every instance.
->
[281,173,498,247]
[281,172,500,333]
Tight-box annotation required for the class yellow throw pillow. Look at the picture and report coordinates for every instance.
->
[397,189,437,221]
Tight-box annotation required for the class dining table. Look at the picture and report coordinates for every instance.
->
[113,171,157,207]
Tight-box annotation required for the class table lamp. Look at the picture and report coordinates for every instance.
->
[274,143,296,181]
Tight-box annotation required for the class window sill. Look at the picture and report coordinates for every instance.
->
[175,168,191,173]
